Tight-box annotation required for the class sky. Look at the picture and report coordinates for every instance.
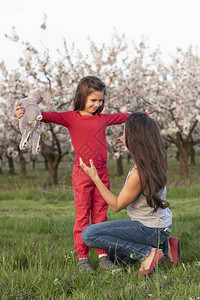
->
[0,0,200,70]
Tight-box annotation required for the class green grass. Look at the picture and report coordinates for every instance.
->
[0,158,200,299]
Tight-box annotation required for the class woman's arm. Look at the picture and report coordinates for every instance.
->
[79,158,142,212]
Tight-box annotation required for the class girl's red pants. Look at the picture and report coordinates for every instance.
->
[72,165,109,258]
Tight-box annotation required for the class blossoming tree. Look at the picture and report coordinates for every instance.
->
[144,47,200,178]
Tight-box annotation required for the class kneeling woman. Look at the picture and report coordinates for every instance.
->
[79,112,180,275]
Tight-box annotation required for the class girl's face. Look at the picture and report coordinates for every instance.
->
[81,91,104,115]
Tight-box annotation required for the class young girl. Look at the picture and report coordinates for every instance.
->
[14,76,130,271]
[80,112,181,275]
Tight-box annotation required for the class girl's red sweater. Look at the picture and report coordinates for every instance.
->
[42,110,130,168]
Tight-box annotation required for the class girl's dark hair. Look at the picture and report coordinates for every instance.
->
[125,112,169,212]
[74,76,106,114]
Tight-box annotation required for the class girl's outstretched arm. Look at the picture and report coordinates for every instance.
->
[79,157,141,212]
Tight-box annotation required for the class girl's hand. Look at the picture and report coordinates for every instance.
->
[116,136,125,147]
[79,157,98,180]
[14,102,24,119]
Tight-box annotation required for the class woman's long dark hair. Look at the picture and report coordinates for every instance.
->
[125,112,169,212]
[74,76,106,114]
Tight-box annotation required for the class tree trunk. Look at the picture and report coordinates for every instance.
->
[40,125,70,185]
[177,146,188,179]
[7,156,15,175]
[18,150,26,175]
[127,153,131,164]
[190,147,195,165]
[44,156,48,170]
[49,161,58,185]
[40,139,61,185]
[30,155,37,170]
[117,155,124,176]
[176,151,179,161]
[32,160,36,170]
[0,158,3,174]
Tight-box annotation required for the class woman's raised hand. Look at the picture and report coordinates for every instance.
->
[79,157,98,180]
[14,102,24,119]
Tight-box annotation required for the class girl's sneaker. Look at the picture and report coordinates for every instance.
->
[98,256,122,271]
[77,258,94,272]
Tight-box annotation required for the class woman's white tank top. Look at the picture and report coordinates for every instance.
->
[126,167,172,228]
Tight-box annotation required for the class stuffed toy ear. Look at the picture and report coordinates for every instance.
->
[40,91,55,111]
[28,89,43,104]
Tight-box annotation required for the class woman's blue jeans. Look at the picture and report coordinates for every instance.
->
[82,220,172,263]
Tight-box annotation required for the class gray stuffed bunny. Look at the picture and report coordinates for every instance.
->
[18,89,53,155]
